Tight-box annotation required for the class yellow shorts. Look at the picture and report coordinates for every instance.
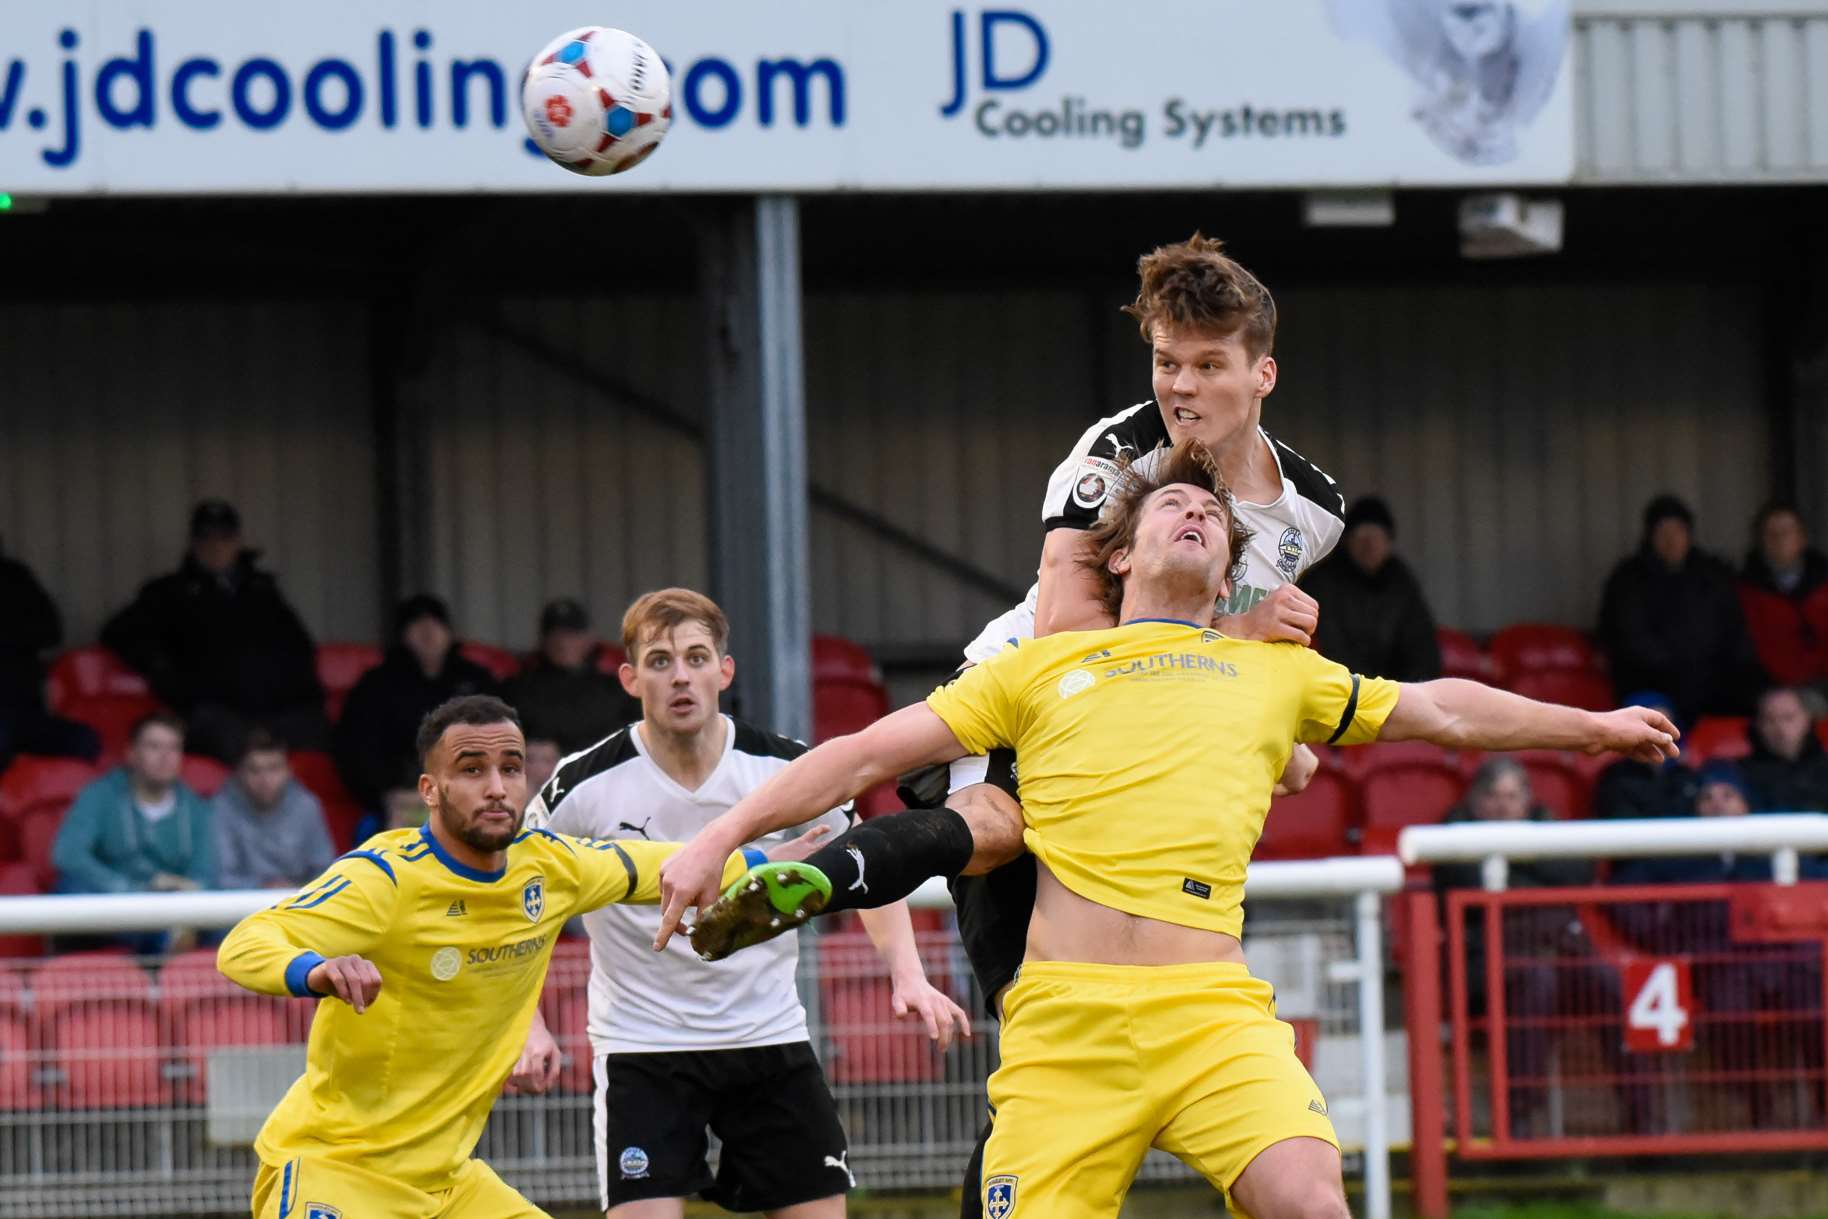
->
[252,1154,548,1219]
[981,960,1337,1219]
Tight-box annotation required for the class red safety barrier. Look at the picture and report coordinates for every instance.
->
[1439,883,1828,1161]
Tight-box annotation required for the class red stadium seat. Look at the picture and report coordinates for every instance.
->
[0,1004,35,1111]
[813,677,890,743]
[1488,624,1602,685]
[315,642,382,722]
[44,646,151,709]
[459,642,521,682]
[1517,755,1592,819]
[47,1004,165,1109]
[817,937,942,1084]
[287,750,363,853]
[812,636,882,685]
[0,862,45,958]
[1686,716,1752,764]
[1504,668,1616,712]
[172,998,307,1104]
[1257,769,1355,860]
[1436,628,1495,683]
[1358,761,1465,855]
[540,939,593,1094]
[0,756,96,820]
[45,646,160,760]
[1336,740,1457,782]
[19,806,65,890]
[180,755,229,798]
[31,954,153,1021]
[593,644,629,677]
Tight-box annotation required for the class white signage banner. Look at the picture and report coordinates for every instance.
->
[0,2,1574,194]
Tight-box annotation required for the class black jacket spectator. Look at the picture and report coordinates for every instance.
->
[1738,687,1828,813]
[1598,494,1762,722]
[334,596,497,810]
[501,598,638,754]
[0,546,100,767]
[1592,757,1699,821]
[100,502,324,761]
[1303,497,1442,681]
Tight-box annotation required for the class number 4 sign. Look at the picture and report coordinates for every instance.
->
[1622,959,1694,1052]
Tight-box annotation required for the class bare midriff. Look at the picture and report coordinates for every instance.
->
[1022,860,1245,968]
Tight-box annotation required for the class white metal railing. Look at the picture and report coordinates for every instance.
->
[1399,813,1828,890]
[0,856,1405,1219]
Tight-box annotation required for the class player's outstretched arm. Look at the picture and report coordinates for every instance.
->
[655,704,970,950]
[856,900,973,1051]
[217,857,396,1008]
[1379,679,1680,762]
[1035,527,1118,636]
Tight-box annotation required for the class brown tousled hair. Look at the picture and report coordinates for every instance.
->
[622,588,731,661]
[1122,233,1277,359]
[1077,441,1254,622]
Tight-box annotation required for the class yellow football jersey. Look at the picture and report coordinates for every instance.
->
[926,619,1399,938]
[217,824,751,1193]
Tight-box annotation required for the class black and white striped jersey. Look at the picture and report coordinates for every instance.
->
[523,716,852,1054]
[964,401,1346,662]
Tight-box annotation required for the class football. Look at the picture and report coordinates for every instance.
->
[521,27,673,176]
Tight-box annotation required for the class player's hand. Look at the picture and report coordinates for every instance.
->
[1585,707,1681,764]
[1272,744,1320,797]
[655,832,739,952]
[762,824,833,864]
[504,1018,563,1095]
[1218,585,1319,645]
[306,955,383,1014]
[890,971,974,1053]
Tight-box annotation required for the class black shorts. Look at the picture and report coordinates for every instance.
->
[593,1041,853,1212]
[902,747,1035,1018]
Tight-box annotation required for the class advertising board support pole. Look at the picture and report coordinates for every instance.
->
[699,195,814,742]
[1403,889,1450,1218]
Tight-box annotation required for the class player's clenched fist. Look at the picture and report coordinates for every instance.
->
[1219,584,1319,646]
[306,955,383,1014]
[1587,707,1682,764]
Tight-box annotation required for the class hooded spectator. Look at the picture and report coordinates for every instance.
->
[333,594,497,810]
[1598,494,1762,723]
[1738,502,1828,688]
[213,729,335,890]
[1303,496,1442,681]
[0,540,99,769]
[1611,761,1769,887]
[100,500,325,762]
[500,598,638,753]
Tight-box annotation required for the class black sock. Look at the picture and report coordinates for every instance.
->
[803,806,975,914]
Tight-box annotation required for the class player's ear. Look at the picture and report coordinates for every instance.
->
[417,771,438,812]
[717,653,735,691]
[1109,546,1133,578]
[1255,354,1278,400]
[618,661,639,698]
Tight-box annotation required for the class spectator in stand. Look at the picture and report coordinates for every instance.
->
[334,594,497,811]
[1592,691,1698,820]
[51,711,214,953]
[525,736,562,799]
[1303,496,1442,681]
[1738,686,1828,813]
[501,597,638,753]
[1599,494,1762,723]
[1611,762,1766,885]
[1434,759,1604,1137]
[101,500,326,763]
[213,729,335,890]
[0,540,100,769]
[1739,502,1828,689]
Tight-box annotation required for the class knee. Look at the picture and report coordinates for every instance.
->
[951,785,1024,875]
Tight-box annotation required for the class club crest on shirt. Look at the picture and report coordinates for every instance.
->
[305,1205,341,1219]
[619,1146,651,1179]
[1276,527,1304,578]
[521,875,545,923]
[986,1173,1018,1218]
[1057,669,1095,699]
[1071,457,1121,509]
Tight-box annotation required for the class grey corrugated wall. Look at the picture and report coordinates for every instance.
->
[1575,2,1828,182]
[0,300,380,646]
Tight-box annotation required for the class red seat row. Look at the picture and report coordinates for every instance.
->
[1437,624,1615,710]
[0,951,316,1110]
